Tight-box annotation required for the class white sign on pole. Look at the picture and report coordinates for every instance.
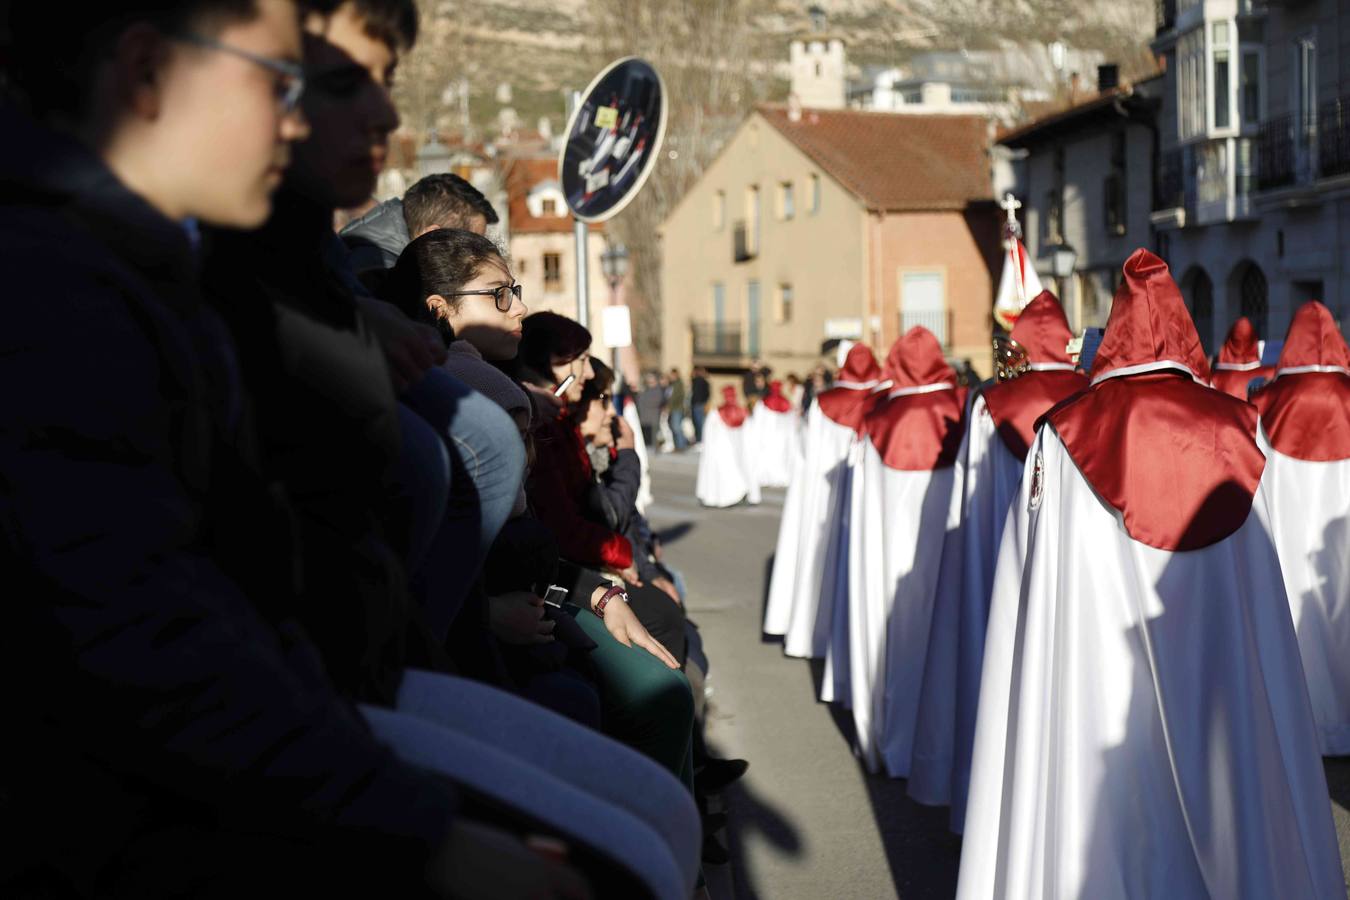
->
[601,305,633,349]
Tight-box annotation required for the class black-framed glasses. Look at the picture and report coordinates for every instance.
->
[446,283,524,313]
[172,33,305,114]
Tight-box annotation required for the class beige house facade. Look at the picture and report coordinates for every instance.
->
[501,156,610,327]
[660,105,1000,384]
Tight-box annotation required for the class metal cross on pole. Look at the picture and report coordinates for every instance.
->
[1000,192,1023,239]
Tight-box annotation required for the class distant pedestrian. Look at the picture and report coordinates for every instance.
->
[690,366,712,443]
[636,371,665,448]
[743,359,769,409]
[667,367,689,451]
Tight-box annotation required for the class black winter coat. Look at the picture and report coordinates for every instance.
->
[0,109,456,897]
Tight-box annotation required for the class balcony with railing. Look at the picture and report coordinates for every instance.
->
[1154,138,1255,225]
[1320,98,1350,180]
[1256,98,1350,192]
[1257,113,1314,189]
[691,321,748,365]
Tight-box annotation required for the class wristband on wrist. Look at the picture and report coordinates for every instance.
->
[593,584,628,618]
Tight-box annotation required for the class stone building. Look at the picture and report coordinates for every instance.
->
[658,104,1001,381]
[500,156,608,323]
[1152,0,1350,351]
[996,68,1163,332]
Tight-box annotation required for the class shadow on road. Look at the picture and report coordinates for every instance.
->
[805,664,962,900]
[707,737,803,900]
[658,521,696,546]
[1325,757,1350,813]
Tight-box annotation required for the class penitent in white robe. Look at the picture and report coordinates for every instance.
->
[762,404,820,638]
[906,394,1024,823]
[777,404,858,658]
[694,412,760,509]
[957,428,1344,900]
[1259,428,1350,756]
[749,402,801,488]
[846,436,957,776]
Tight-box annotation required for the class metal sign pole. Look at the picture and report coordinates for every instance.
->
[574,218,590,332]
[567,90,590,331]
[560,61,666,332]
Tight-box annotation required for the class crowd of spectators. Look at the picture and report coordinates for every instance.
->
[0,1,743,897]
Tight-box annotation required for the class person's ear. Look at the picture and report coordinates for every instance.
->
[115,24,171,120]
[426,294,453,322]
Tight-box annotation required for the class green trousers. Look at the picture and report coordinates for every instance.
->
[566,604,695,792]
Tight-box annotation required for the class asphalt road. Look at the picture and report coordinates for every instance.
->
[644,449,1350,900]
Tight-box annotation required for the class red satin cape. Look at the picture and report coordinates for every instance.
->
[1212,317,1273,399]
[1048,374,1265,551]
[762,381,792,413]
[818,342,886,434]
[718,386,747,427]
[817,385,882,435]
[983,290,1086,460]
[1050,249,1263,551]
[866,387,967,470]
[865,327,966,470]
[1253,301,1350,461]
[982,370,1088,461]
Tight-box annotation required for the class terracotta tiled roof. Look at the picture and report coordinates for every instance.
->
[757,104,992,212]
[502,156,602,234]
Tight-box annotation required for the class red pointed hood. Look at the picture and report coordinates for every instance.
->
[1044,249,1263,551]
[1009,291,1076,366]
[762,379,792,413]
[1211,316,1275,399]
[817,343,886,434]
[884,326,958,389]
[836,342,884,387]
[1254,301,1350,461]
[1276,301,1350,374]
[1217,317,1261,366]
[865,328,965,470]
[982,289,1085,460]
[1089,249,1211,385]
[718,385,747,427]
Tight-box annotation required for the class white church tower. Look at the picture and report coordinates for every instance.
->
[788,4,846,110]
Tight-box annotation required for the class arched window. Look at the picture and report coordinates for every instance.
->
[1184,268,1214,353]
[1238,263,1269,338]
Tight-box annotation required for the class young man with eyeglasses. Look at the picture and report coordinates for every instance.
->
[0,2,516,897]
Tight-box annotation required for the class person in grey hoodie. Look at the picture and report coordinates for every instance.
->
[341,171,498,274]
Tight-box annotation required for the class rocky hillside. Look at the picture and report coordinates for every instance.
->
[396,0,1156,144]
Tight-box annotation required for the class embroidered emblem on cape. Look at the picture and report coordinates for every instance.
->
[1029,450,1045,511]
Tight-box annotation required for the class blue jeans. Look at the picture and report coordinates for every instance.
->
[361,669,701,900]
[690,405,707,443]
[669,409,688,450]
[389,404,450,575]
[400,368,525,639]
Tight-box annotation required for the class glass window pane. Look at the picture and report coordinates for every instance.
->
[1214,50,1230,129]
[1212,21,1229,47]
[1241,51,1260,122]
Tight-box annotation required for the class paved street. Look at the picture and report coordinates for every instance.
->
[645,450,1350,900]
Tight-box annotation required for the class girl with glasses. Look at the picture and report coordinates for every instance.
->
[386,228,527,360]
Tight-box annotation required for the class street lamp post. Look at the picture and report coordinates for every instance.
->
[600,241,630,392]
[1046,241,1079,329]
